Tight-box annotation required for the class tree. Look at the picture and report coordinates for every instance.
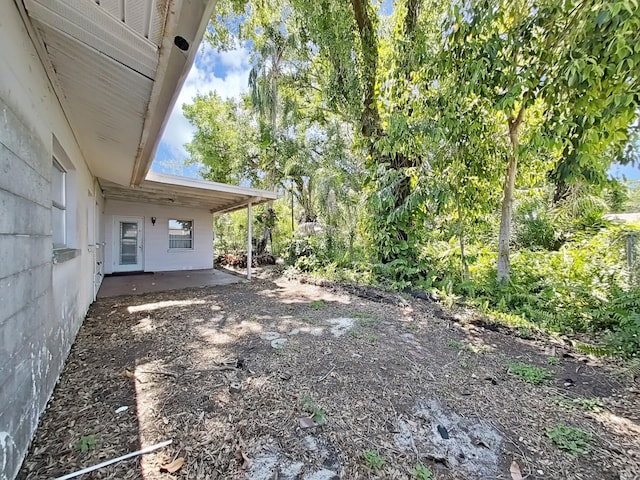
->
[193,0,640,289]
[289,0,440,270]
[548,1,640,204]
[183,93,254,183]
[187,1,368,248]
[442,0,640,281]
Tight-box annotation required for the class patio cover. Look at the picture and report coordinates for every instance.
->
[100,172,279,280]
[100,172,279,214]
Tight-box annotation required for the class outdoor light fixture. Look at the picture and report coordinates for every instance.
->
[174,36,189,51]
[151,217,156,226]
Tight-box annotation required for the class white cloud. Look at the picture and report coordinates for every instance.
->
[217,47,251,70]
[157,42,251,162]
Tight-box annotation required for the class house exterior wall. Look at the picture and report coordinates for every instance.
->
[103,199,214,274]
[0,3,102,479]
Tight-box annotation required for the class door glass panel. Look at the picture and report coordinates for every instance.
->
[119,222,138,265]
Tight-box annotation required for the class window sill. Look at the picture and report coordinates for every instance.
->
[53,248,81,264]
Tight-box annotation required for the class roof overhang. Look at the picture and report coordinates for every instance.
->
[19,0,216,186]
[100,172,280,213]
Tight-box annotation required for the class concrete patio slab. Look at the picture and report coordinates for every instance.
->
[97,268,244,297]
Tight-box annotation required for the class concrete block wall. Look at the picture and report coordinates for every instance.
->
[0,102,55,479]
[0,3,101,479]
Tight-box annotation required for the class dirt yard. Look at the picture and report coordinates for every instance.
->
[17,272,640,480]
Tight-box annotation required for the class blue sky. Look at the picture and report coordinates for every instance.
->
[151,20,640,182]
[610,162,640,181]
[152,42,251,177]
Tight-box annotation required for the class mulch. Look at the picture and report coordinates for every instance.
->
[17,273,640,480]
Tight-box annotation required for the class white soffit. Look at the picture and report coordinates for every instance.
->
[25,0,160,78]
[32,22,153,184]
[22,0,215,186]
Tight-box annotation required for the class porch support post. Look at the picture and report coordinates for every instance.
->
[247,202,252,280]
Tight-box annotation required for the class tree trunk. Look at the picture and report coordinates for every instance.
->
[457,199,469,279]
[496,154,517,282]
[349,0,422,268]
[497,107,525,283]
[350,0,382,140]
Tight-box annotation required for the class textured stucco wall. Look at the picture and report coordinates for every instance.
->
[0,4,101,479]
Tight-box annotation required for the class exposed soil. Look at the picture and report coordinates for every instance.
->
[17,269,640,480]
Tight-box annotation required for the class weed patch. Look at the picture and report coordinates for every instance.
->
[75,435,96,453]
[505,361,551,385]
[412,463,433,479]
[362,449,385,470]
[357,317,382,328]
[302,395,327,425]
[547,425,592,456]
[555,396,604,413]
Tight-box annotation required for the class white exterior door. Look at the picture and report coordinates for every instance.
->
[92,199,104,295]
[87,194,104,298]
[113,216,144,272]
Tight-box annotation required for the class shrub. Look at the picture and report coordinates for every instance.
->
[514,196,561,250]
[418,224,639,355]
[288,232,349,271]
[601,289,640,357]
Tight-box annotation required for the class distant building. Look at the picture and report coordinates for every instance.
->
[604,213,640,223]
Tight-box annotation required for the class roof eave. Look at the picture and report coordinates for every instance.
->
[145,171,281,199]
[100,174,280,214]
[130,0,217,186]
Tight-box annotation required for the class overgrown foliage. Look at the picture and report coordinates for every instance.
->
[184,0,640,356]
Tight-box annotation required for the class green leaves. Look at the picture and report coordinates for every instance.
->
[198,0,639,314]
[505,361,552,385]
[75,435,97,453]
[547,425,593,456]
[183,92,254,184]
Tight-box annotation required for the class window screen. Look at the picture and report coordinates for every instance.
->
[169,219,193,249]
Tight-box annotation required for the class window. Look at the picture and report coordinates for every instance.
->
[169,219,193,249]
[51,136,77,260]
[52,159,66,248]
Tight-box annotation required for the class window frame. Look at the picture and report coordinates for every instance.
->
[52,158,67,249]
[168,219,194,250]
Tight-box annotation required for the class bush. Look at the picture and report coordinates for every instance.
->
[514,197,561,250]
[286,231,375,284]
[419,224,640,355]
[608,311,640,357]
[287,235,335,271]
[513,189,611,251]
[287,224,371,271]
[599,289,640,357]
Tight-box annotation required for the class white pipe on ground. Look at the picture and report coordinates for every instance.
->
[54,439,173,479]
